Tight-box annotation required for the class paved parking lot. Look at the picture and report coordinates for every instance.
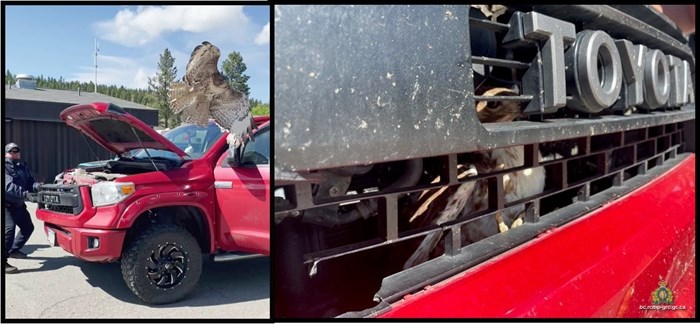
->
[4,203,270,319]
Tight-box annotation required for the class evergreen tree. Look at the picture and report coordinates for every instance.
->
[251,102,270,116]
[5,69,16,85]
[221,51,251,97]
[147,48,178,128]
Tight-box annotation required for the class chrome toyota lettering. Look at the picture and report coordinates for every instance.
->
[503,11,695,114]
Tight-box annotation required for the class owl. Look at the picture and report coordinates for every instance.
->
[403,87,547,269]
[169,41,255,149]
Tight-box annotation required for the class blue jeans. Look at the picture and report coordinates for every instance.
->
[4,205,34,259]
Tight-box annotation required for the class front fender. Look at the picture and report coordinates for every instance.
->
[117,191,217,252]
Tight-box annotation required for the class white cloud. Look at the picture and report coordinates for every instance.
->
[98,54,134,68]
[133,68,153,89]
[95,6,251,47]
[255,22,270,45]
[70,54,154,89]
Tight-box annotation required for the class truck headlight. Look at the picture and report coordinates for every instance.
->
[91,182,136,207]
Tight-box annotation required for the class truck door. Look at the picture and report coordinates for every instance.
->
[214,126,270,255]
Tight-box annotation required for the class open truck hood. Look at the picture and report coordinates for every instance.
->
[60,102,188,157]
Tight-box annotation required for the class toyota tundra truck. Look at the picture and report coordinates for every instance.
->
[36,102,270,304]
[274,5,695,318]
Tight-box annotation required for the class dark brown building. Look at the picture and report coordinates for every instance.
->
[3,84,159,182]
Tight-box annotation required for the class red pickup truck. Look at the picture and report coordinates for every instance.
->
[36,102,270,304]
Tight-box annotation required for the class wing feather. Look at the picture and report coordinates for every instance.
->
[176,93,211,127]
[169,82,196,115]
[210,88,255,144]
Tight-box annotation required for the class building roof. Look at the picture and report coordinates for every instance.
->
[4,85,156,110]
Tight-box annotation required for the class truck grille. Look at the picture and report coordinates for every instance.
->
[274,5,695,318]
[38,184,85,215]
[46,205,75,214]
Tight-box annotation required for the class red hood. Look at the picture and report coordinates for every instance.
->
[60,102,188,157]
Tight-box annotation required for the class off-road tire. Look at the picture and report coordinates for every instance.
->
[121,224,203,304]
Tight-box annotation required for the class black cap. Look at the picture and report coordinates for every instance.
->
[5,143,19,153]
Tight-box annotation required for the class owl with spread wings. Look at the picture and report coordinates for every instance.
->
[403,87,547,269]
[169,41,255,150]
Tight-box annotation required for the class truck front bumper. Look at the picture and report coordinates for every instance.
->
[43,224,126,263]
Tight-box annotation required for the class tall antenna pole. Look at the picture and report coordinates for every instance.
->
[94,38,99,93]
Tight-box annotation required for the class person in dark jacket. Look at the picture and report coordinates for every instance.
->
[4,143,41,273]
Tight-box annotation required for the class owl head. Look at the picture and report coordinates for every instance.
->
[475,87,524,123]
[185,41,221,77]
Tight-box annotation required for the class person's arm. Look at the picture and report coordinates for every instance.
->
[652,5,696,35]
[5,168,28,205]
[25,164,42,192]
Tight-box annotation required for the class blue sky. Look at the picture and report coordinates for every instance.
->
[5,5,270,103]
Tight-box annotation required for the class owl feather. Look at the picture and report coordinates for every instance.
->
[403,87,546,269]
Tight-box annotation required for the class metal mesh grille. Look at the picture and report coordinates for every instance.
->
[37,185,82,215]
[291,121,686,264]
[46,205,74,214]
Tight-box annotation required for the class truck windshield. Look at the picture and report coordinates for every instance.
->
[129,123,225,160]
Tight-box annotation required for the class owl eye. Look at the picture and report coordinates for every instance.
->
[487,101,500,109]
